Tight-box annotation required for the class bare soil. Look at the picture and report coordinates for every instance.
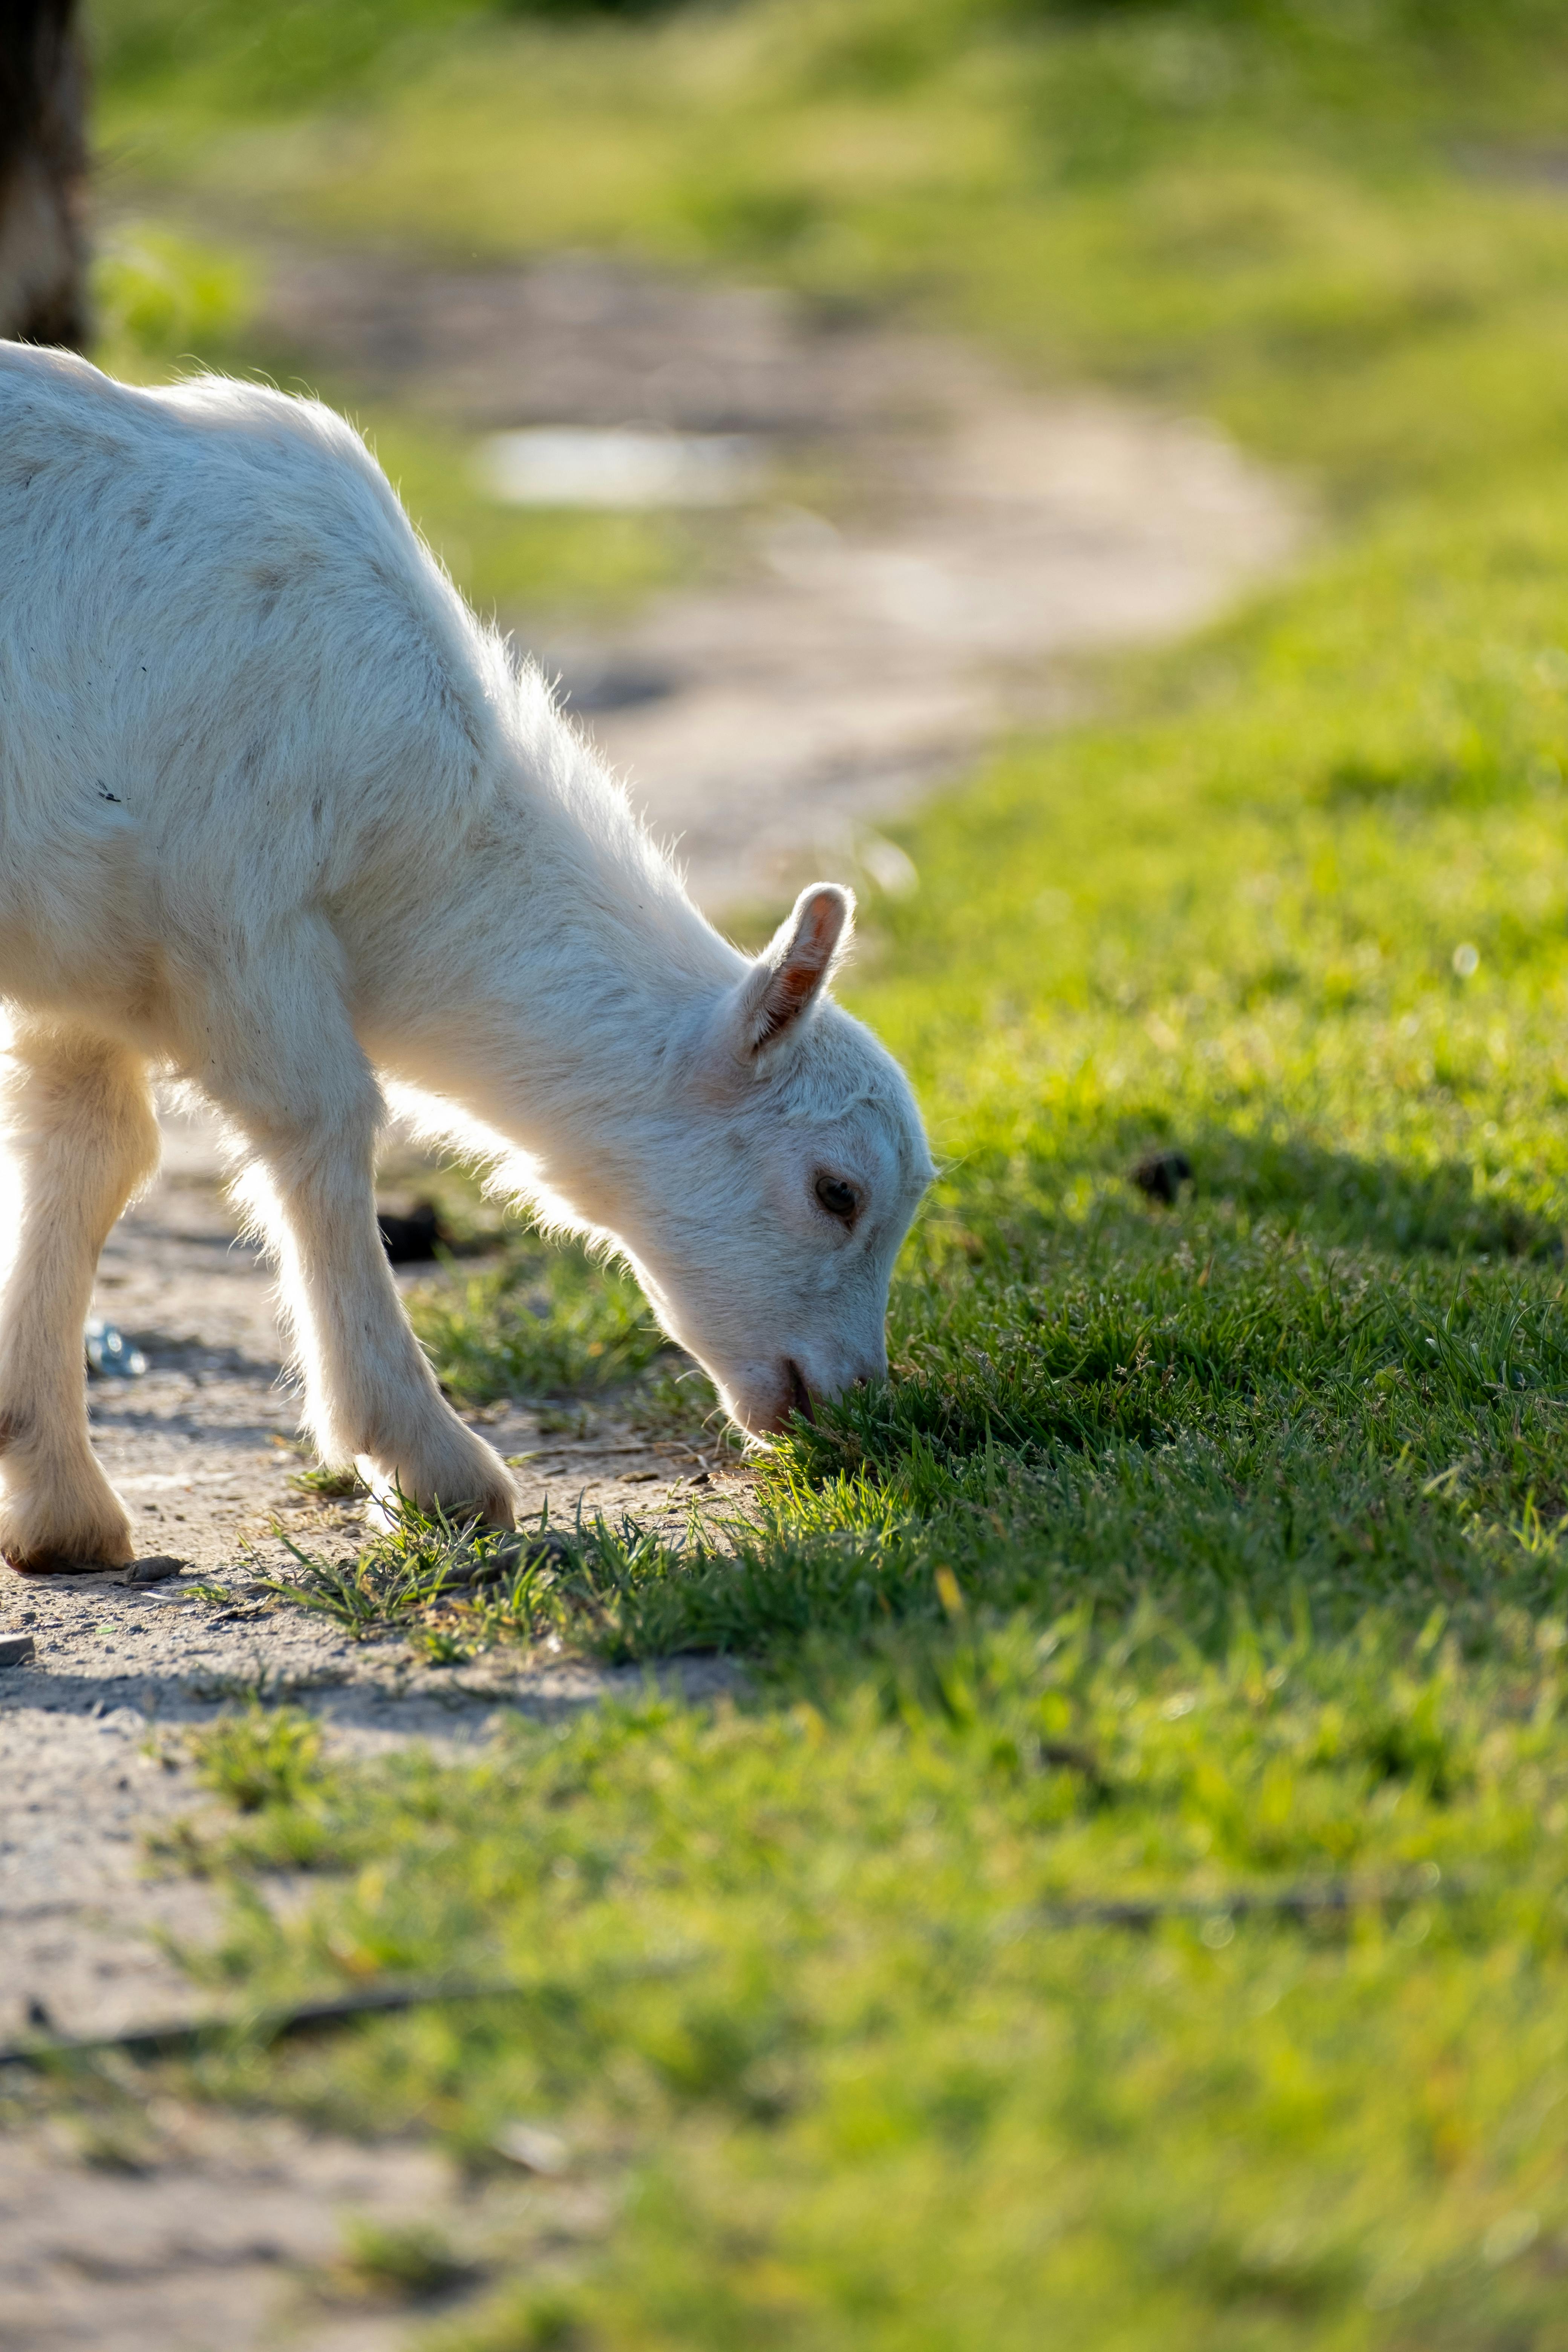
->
[0,248,1294,2347]
[0,2098,620,2352]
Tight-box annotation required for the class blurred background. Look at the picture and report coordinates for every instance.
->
[12,0,1561,916]
[9,0,1325,915]
[7,0,1562,965]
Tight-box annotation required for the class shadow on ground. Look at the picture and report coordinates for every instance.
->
[1129,1121,1562,1260]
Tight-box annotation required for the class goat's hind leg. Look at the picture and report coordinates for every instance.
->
[0,1024,159,1571]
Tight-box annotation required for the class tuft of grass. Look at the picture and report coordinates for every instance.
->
[270,1492,742,1664]
[291,1462,365,1500]
[271,1495,576,1662]
[331,2213,470,2304]
[408,1236,672,1407]
[187,1704,325,1812]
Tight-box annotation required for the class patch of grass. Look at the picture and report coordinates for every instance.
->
[158,1619,1568,2348]
[270,1494,599,1667]
[291,1463,365,1500]
[284,1202,1568,1669]
[408,1236,673,1407]
[271,1494,730,1664]
[88,1,1568,512]
[331,2214,470,2304]
[188,1704,325,1812]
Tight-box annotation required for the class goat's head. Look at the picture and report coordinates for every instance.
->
[616,883,934,1438]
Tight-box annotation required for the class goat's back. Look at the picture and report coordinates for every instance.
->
[0,345,510,976]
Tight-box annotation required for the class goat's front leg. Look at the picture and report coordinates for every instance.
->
[199,950,515,1526]
[0,1024,161,1570]
[241,1123,514,1523]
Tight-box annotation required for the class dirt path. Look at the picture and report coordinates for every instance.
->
[266,248,1295,906]
[0,251,1294,2347]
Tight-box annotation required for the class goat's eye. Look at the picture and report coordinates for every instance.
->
[815,1174,859,1222]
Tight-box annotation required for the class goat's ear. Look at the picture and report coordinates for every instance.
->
[730,883,853,1061]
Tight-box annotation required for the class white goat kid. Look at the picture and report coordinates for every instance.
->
[0,343,933,1572]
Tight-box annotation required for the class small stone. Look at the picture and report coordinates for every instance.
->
[492,2119,570,2175]
[123,1556,189,1585]
[0,1634,36,1666]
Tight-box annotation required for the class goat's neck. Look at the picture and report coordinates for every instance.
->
[375,758,741,1220]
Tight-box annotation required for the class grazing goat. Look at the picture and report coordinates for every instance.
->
[0,343,933,1571]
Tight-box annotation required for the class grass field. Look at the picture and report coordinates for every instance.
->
[60,1,1568,2341]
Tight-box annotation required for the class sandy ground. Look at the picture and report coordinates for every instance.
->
[0,2098,624,2352]
[0,250,1295,2347]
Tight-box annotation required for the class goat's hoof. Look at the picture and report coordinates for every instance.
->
[4,1548,120,1576]
[469,1485,520,1533]
[363,1487,518,1538]
[357,1438,518,1536]
[0,1480,138,1574]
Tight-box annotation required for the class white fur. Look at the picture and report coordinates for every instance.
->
[0,342,932,1569]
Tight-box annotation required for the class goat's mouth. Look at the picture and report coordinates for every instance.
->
[784,1358,816,1426]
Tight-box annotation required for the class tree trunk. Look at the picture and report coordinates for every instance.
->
[0,0,87,350]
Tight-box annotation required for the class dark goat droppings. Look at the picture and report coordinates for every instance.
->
[123,1555,189,1585]
[377,1200,447,1264]
[1132,1149,1193,1205]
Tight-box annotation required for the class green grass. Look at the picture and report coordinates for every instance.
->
[67,0,1568,2341]
[86,0,1568,511]
[137,1627,1568,2348]
[407,1235,673,1407]
[188,1701,326,1811]
[268,1495,573,1664]
[334,2215,470,2305]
